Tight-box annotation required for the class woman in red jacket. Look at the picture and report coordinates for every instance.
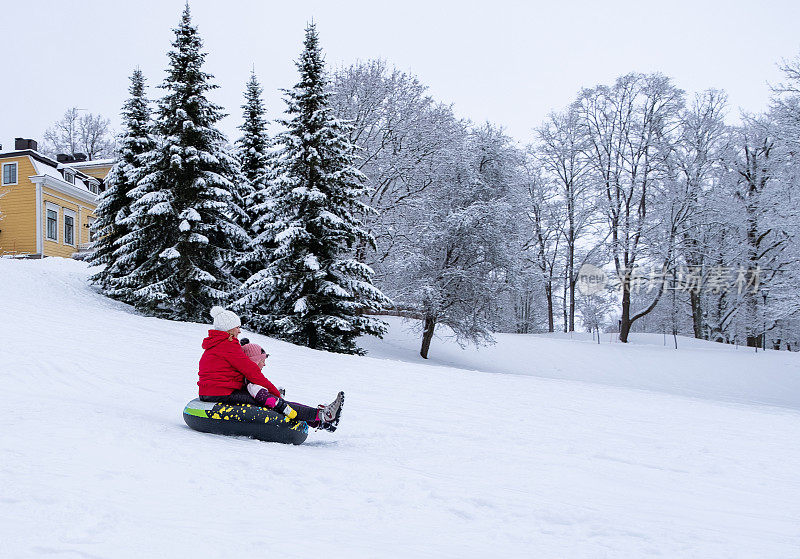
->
[198,306,344,431]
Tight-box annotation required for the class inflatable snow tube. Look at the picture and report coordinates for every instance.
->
[183,399,309,445]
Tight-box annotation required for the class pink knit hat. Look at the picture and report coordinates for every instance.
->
[242,342,267,363]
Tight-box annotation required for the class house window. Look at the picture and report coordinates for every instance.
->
[2,162,17,185]
[64,210,76,246]
[64,170,75,185]
[46,203,59,241]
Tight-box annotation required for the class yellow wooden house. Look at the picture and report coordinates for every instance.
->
[0,138,113,258]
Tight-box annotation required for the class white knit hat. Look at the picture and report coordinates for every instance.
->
[210,306,241,332]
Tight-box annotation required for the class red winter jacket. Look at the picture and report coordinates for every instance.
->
[198,330,281,398]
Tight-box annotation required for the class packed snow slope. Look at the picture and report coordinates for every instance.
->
[1,259,799,558]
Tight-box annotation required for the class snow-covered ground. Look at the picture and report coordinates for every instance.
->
[1,258,799,558]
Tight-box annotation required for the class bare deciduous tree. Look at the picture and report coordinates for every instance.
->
[576,73,684,342]
[519,155,563,332]
[672,90,729,338]
[43,107,115,159]
[537,107,594,331]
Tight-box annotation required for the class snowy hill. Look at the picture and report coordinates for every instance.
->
[363,317,800,410]
[1,258,799,558]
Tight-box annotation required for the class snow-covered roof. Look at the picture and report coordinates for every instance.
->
[30,156,97,197]
[65,158,115,168]
[32,158,65,180]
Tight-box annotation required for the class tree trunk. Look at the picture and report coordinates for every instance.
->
[567,226,575,332]
[690,290,704,339]
[562,272,568,333]
[307,324,318,350]
[420,315,436,359]
[523,295,531,334]
[619,283,632,343]
[516,293,531,334]
[568,273,576,332]
[566,178,576,332]
[545,281,554,333]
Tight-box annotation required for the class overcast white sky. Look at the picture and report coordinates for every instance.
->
[2,0,799,153]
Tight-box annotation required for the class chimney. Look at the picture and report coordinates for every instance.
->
[56,154,75,163]
[72,153,87,162]
[15,138,38,151]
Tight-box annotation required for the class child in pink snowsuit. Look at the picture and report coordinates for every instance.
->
[240,340,344,432]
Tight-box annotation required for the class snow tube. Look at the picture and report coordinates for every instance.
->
[183,399,309,445]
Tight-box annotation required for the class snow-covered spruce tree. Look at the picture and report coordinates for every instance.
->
[233,71,273,282]
[89,68,153,294]
[121,5,247,320]
[238,23,388,354]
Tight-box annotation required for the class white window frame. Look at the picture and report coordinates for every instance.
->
[45,202,59,242]
[63,208,77,246]
[64,169,75,185]
[2,162,18,186]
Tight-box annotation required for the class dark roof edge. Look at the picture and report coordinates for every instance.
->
[0,149,59,168]
[0,150,96,181]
